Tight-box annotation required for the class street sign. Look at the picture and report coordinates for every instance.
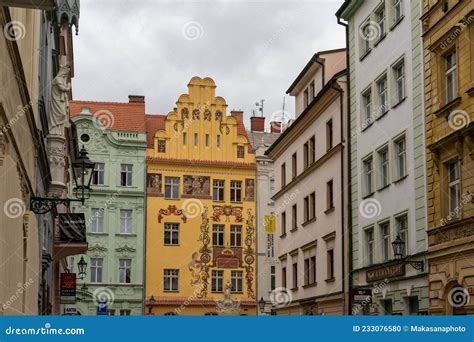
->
[351,288,372,303]
[96,300,108,315]
[64,306,77,315]
[58,213,86,243]
[60,273,76,304]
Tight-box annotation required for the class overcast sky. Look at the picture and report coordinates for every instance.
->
[72,0,345,129]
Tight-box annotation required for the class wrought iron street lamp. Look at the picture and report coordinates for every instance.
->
[258,297,275,315]
[77,256,88,278]
[30,146,95,214]
[391,234,424,271]
[148,295,156,314]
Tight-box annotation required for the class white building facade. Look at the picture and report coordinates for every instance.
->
[337,0,428,315]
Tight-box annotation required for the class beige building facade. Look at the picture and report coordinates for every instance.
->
[266,49,348,315]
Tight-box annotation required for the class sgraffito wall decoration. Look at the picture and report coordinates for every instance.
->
[158,205,187,223]
[183,175,211,198]
[244,179,255,201]
[244,209,256,299]
[147,173,162,196]
[190,206,211,298]
[212,247,242,268]
[212,205,243,222]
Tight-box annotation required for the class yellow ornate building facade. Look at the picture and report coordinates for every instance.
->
[145,77,257,315]
[422,0,474,314]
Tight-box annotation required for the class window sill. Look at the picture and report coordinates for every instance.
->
[302,282,317,289]
[290,287,299,292]
[362,192,375,200]
[231,291,243,294]
[302,217,317,227]
[89,232,108,236]
[393,174,408,184]
[163,290,179,293]
[290,227,298,233]
[325,277,335,283]
[280,233,287,239]
[211,291,224,294]
[360,121,373,132]
[375,109,389,121]
[213,200,226,203]
[389,15,404,31]
[164,197,180,200]
[164,244,180,247]
[373,32,387,47]
[466,87,474,97]
[324,207,335,215]
[230,201,243,204]
[116,233,137,237]
[359,48,372,61]
[377,184,390,192]
[433,97,461,117]
[391,96,406,110]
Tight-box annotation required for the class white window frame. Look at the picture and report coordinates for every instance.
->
[393,134,407,180]
[445,49,457,103]
[164,223,179,245]
[230,225,242,247]
[230,180,242,202]
[118,259,131,284]
[365,227,375,265]
[120,209,133,234]
[447,160,461,217]
[363,155,374,196]
[212,270,223,292]
[212,224,224,247]
[91,208,104,233]
[375,73,388,116]
[395,213,408,257]
[164,176,180,199]
[380,221,391,262]
[120,164,133,187]
[164,269,179,291]
[90,258,103,283]
[361,86,373,124]
[392,58,405,104]
[377,145,390,189]
[231,271,243,292]
[92,163,105,185]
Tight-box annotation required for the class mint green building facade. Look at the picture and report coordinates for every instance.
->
[69,106,147,315]
[337,0,428,315]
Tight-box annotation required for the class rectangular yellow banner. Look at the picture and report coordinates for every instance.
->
[264,215,276,233]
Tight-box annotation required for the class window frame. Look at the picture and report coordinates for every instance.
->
[119,209,133,235]
[230,180,242,202]
[120,164,133,187]
[164,176,180,199]
[164,222,180,245]
[118,258,132,284]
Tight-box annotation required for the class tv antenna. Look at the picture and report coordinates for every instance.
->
[255,99,264,117]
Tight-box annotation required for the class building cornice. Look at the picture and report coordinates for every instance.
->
[146,156,256,170]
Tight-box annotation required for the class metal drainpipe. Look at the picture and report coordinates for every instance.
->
[337,15,352,315]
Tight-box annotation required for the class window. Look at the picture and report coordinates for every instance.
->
[304,256,316,285]
[378,147,389,188]
[92,163,105,185]
[164,223,179,245]
[292,204,297,230]
[212,225,224,247]
[407,296,419,315]
[292,153,297,179]
[310,192,316,220]
[366,228,374,265]
[281,267,287,288]
[375,4,386,38]
[158,140,166,153]
[309,81,315,100]
[230,180,242,202]
[212,270,223,292]
[376,75,388,115]
[205,134,209,146]
[363,156,374,195]
[360,20,371,55]
[165,177,180,199]
[230,225,242,247]
[119,259,131,283]
[381,222,391,262]
[281,212,286,235]
[213,180,225,201]
[216,135,221,148]
[393,60,405,103]
[194,133,198,146]
[281,163,286,187]
[292,262,298,288]
[237,145,245,158]
[120,310,131,316]
[391,0,402,24]
[326,119,333,150]
[120,209,132,234]
[120,164,133,186]
[270,178,275,196]
[394,136,406,179]
[304,196,309,222]
[90,258,103,283]
[303,89,309,108]
[303,142,309,169]
[309,136,315,164]
[231,271,243,292]
[396,214,408,257]
[445,50,457,102]
[270,266,276,291]
[381,299,393,315]
[91,208,104,233]
[108,309,116,316]
[362,88,372,123]
[327,180,334,210]
[448,160,460,216]
[164,269,179,291]
[182,132,187,144]
[327,249,334,280]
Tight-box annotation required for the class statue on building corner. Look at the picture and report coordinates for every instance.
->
[49,65,71,136]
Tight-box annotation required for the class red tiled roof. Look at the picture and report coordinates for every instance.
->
[70,100,146,132]
[145,114,166,147]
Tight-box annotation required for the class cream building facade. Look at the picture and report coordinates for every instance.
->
[266,49,348,315]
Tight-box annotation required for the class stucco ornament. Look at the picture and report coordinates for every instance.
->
[49,65,71,136]
[215,281,241,315]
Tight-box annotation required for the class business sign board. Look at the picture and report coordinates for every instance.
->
[60,273,76,304]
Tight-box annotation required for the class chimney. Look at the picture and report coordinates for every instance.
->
[270,121,281,134]
[250,116,265,132]
[128,95,145,103]
[231,110,244,122]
